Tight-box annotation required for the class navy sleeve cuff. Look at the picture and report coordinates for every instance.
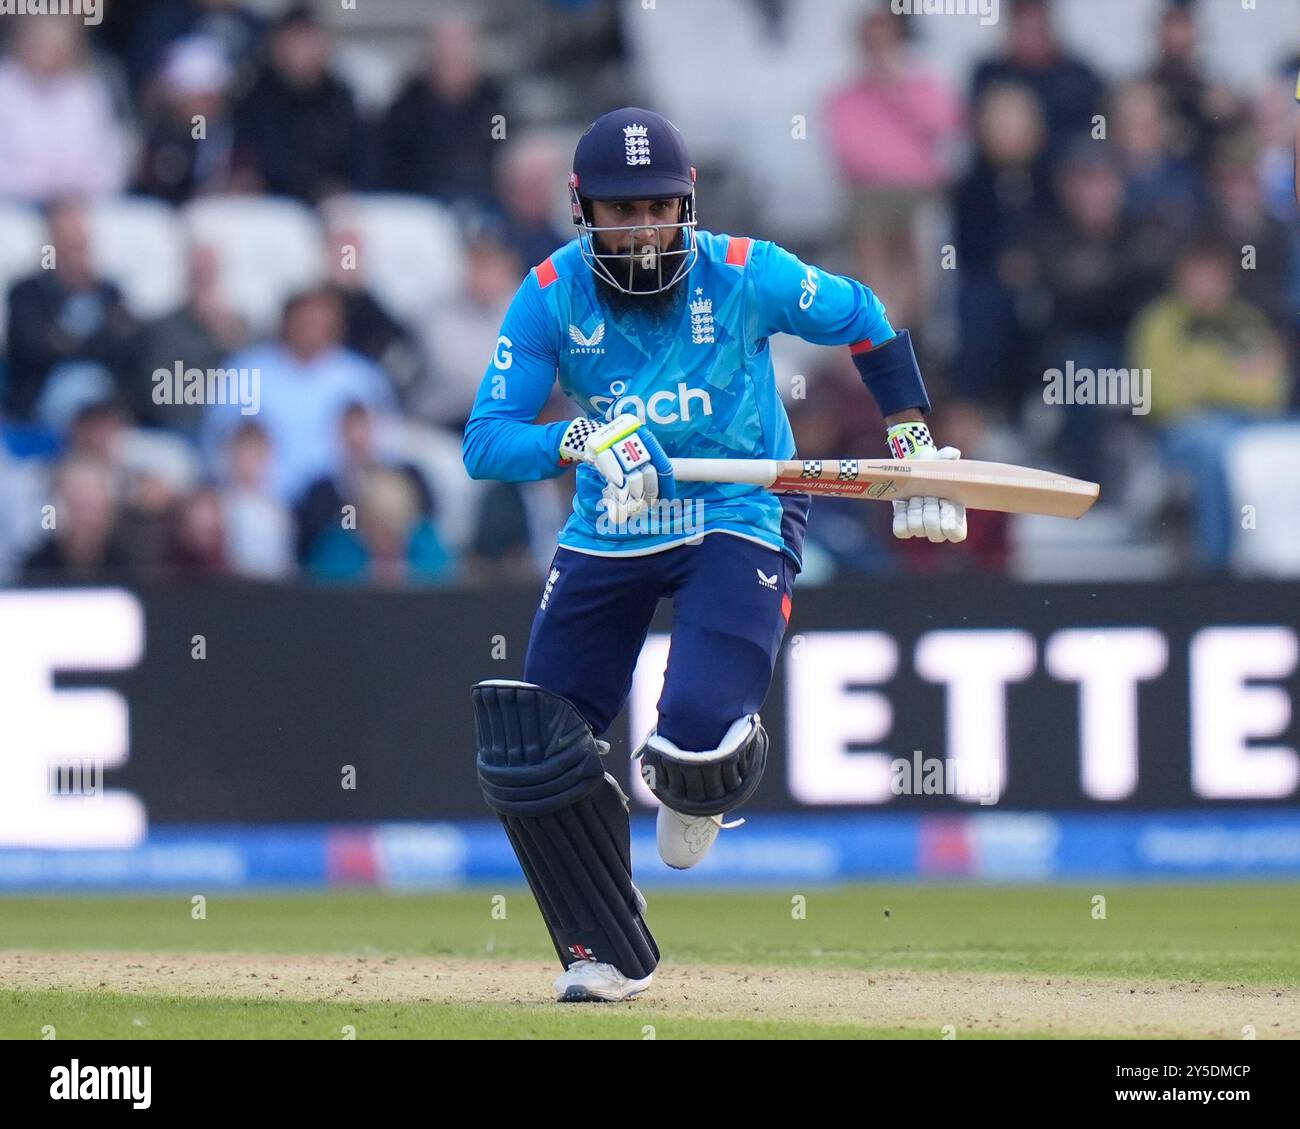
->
[850,329,931,417]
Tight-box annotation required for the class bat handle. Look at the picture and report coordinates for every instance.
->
[668,458,781,487]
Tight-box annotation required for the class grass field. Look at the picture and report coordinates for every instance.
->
[2,884,1298,1039]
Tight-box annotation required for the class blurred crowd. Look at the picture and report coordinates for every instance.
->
[0,0,1296,588]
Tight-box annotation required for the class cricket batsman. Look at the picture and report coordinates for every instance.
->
[463,108,966,1002]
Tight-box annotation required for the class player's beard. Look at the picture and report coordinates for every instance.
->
[592,228,688,320]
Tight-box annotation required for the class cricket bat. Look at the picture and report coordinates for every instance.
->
[668,457,1099,519]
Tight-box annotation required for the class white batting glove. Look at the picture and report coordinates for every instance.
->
[558,412,675,525]
[886,421,968,544]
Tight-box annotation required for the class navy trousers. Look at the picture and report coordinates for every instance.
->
[523,532,796,752]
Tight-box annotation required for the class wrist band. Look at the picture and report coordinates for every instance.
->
[850,329,931,417]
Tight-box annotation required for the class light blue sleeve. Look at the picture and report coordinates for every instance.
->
[461,274,572,483]
[200,346,258,477]
[748,239,895,348]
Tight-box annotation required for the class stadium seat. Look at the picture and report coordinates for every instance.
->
[85,197,188,320]
[182,196,325,335]
[624,0,858,242]
[1009,507,1175,582]
[0,201,46,348]
[320,193,464,328]
[623,0,762,165]
[1225,420,1300,577]
[331,40,408,115]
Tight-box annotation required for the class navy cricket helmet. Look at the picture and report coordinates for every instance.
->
[569,107,699,294]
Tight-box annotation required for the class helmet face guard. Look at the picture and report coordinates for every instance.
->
[569,175,698,295]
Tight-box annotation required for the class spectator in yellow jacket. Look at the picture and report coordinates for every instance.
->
[1130,239,1292,570]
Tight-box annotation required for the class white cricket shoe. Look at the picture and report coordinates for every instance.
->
[656,805,745,870]
[554,961,653,1003]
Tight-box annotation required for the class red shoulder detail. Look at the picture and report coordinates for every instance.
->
[725,236,752,267]
[534,257,558,288]
[849,338,876,355]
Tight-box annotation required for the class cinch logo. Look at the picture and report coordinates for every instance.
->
[798,267,819,310]
[589,379,713,425]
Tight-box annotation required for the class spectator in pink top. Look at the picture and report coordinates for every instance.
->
[825,5,963,327]
[0,19,130,203]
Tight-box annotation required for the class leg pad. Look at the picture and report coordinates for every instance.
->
[474,680,659,978]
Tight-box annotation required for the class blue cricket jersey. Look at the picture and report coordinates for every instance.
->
[461,231,896,570]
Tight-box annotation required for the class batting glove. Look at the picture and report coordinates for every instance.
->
[559,413,675,525]
[886,421,967,544]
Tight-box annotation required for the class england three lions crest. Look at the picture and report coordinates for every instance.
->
[623,124,650,166]
[690,288,715,344]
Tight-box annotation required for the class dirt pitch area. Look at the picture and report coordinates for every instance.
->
[4,950,1298,1038]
